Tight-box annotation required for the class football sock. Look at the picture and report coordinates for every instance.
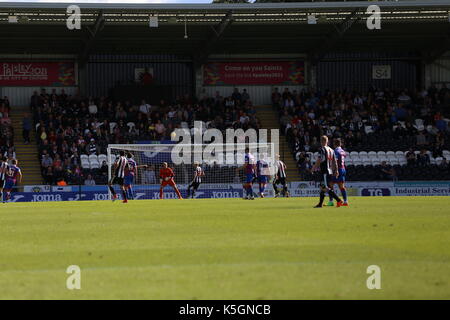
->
[340,188,348,202]
[121,190,128,201]
[128,186,134,200]
[109,186,116,195]
[319,191,325,206]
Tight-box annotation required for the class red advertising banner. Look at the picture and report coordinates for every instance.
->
[0,61,76,86]
[203,61,305,85]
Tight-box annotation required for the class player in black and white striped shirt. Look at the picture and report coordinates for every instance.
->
[273,154,290,198]
[312,136,343,208]
[187,162,204,199]
[0,156,8,202]
[108,150,130,203]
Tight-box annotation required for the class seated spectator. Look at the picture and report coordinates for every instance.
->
[86,138,98,155]
[44,166,54,185]
[406,148,416,166]
[139,99,151,115]
[42,154,53,168]
[88,99,98,115]
[143,166,157,184]
[417,149,430,166]
[380,161,397,181]
[84,174,96,186]
[416,130,428,147]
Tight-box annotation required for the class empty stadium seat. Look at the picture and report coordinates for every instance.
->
[435,157,444,165]
[81,160,90,169]
[359,151,368,157]
[89,154,98,163]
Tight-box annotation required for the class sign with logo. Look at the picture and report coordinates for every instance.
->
[372,65,391,80]
[392,186,450,196]
[24,185,51,193]
[203,61,305,85]
[360,188,392,197]
[134,67,154,83]
[0,62,76,86]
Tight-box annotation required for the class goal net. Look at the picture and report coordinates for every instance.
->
[107,143,276,200]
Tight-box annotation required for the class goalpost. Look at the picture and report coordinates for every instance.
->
[107,143,276,200]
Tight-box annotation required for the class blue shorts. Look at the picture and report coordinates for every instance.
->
[124,175,134,187]
[257,176,268,184]
[245,174,254,183]
[4,179,16,190]
[332,169,346,183]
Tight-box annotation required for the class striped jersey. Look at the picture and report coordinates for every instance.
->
[193,166,203,183]
[0,161,8,180]
[334,147,346,170]
[114,156,129,178]
[318,146,336,175]
[276,160,287,178]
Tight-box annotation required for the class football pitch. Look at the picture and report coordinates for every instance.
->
[0,197,449,300]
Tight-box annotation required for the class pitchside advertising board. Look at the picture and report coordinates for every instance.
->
[12,181,450,202]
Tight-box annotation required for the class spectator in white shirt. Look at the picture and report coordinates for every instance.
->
[139,99,151,115]
[88,100,98,115]
[144,166,157,184]
[84,174,96,186]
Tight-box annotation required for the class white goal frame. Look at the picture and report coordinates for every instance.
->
[107,142,276,200]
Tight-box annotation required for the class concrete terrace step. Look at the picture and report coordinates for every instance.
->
[10,107,41,186]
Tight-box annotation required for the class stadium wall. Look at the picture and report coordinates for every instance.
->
[425,52,450,87]
[83,54,194,101]
[316,52,419,91]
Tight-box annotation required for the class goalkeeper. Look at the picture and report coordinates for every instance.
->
[159,162,183,200]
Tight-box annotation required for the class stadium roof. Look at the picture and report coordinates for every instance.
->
[0,1,449,61]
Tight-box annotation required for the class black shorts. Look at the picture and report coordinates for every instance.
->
[274,177,287,186]
[110,177,124,186]
[0,179,4,189]
[189,182,201,190]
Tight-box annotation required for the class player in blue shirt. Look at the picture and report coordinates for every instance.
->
[256,158,270,198]
[328,138,348,206]
[3,159,22,202]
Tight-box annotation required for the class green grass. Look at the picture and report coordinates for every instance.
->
[0,197,449,300]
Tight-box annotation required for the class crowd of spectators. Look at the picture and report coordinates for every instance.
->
[272,85,450,180]
[27,83,450,185]
[0,97,15,162]
[32,88,259,185]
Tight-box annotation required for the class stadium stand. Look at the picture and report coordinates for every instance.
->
[31,89,261,185]
[0,98,15,163]
[30,84,450,185]
[273,86,450,181]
